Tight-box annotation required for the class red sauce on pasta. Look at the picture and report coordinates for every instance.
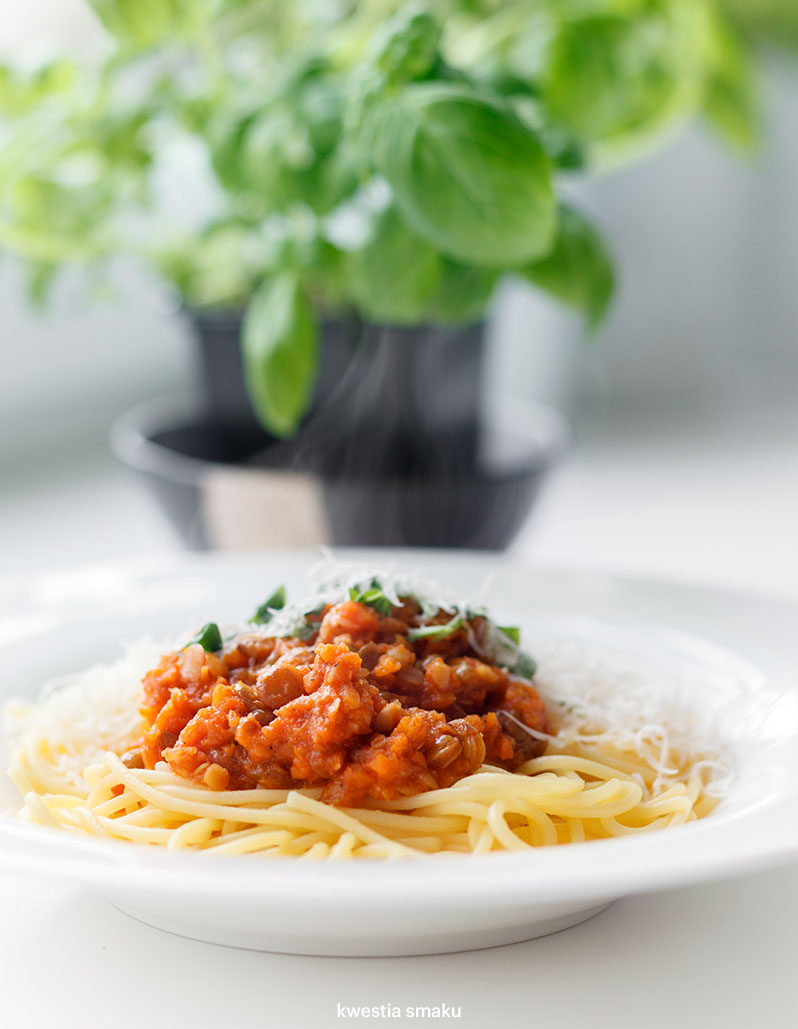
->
[133,599,548,806]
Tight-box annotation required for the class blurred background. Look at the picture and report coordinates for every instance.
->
[2,0,797,595]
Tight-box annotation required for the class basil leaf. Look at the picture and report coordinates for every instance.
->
[0,60,75,116]
[350,587,393,616]
[156,222,274,311]
[372,10,441,86]
[347,204,441,325]
[424,259,498,325]
[12,175,107,241]
[26,261,58,308]
[292,620,316,642]
[242,274,319,437]
[511,652,537,680]
[370,83,556,267]
[87,0,184,49]
[408,613,464,642]
[251,586,287,625]
[477,618,520,668]
[521,204,614,331]
[207,110,259,196]
[240,80,353,217]
[702,11,758,151]
[542,13,682,147]
[185,622,222,653]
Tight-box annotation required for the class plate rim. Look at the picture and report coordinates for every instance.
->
[2,547,798,908]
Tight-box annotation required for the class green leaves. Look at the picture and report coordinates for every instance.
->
[156,222,266,310]
[291,619,317,642]
[3,174,113,263]
[87,0,185,48]
[349,585,393,616]
[242,275,319,437]
[0,60,75,116]
[205,60,352,219]
[521,205,615,331]
[478,618,536,675]
[703,11,758,150]
[185,622,223,652]
[251,586,287,625]
[426,260,498,325]
[347,205,441,325]
[372,9,441,85]
[0,0,766,362]
[541,6,703,154]
[346,204,500,326]
[408,612,465,642]
[511,652,537,680]
[241,104,350,217]
[12,176,99,237]
[369,83,556,267]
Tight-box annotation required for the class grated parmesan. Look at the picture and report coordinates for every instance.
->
[5,631,734,802]
[530,636,734,797]
[4,638,166,787]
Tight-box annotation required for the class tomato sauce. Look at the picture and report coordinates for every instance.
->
[134,599,549,806]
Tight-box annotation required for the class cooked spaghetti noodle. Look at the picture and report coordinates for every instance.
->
[5,569,730,857]
[6,659,727,857]
[9,746,720,858]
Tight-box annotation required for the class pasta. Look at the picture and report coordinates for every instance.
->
[5,570,729,858]
[9,745,720,858]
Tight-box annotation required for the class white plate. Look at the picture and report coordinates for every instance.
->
[1,549,797,957]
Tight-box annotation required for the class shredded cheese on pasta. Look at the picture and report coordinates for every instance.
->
[5,635,731,858]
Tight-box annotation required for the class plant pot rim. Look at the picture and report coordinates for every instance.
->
[110,394,569,489]
[184,304,485,335]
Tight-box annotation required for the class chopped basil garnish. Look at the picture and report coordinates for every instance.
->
[349,586,393,615]
[251,586,287,624]
[476,619,519,668]
[292,620,316,641]
[232,577,537,674]
[408,613,464,642]
[289,605,325,639]
[511,652,537,679]
[185,622,223,653]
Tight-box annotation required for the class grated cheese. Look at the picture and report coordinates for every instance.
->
[5,628,733,800]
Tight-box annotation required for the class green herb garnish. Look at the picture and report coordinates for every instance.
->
[185,622,223,653]
[408,613,464,642]
[251,586,287,625]
[511,652,538,679]
[292,620,316,642]
[498,625,520,645]
[349,585,393,616]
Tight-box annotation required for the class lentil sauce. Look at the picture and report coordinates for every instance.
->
[134,599,549,806]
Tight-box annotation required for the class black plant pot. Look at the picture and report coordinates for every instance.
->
[111,311,567,550]
[191,309,362,448]
[190,310,484,478]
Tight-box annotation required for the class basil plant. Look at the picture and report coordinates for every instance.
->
[0,0,762,435]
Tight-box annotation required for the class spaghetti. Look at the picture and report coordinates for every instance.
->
[6,571,729,857]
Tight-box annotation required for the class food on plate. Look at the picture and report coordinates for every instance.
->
[6,566,729,857]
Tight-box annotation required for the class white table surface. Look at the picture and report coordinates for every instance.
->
[2,402,798,1028]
